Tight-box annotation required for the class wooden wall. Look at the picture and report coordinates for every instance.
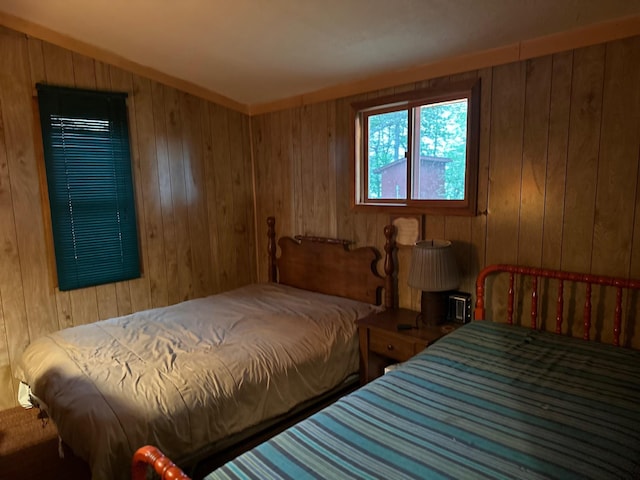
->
[0,26,256,408]
[251,35,640,347]
[1,25,639,410]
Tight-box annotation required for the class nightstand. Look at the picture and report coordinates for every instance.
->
[357,308,457,384]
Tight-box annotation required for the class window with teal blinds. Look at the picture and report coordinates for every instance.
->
[37,84,140,291]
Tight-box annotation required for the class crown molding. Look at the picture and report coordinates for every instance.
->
[2,10,639,117]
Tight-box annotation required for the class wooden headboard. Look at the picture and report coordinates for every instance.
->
[475,264,640,347]
[266,217,395,308]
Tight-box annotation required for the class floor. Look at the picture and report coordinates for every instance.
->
[0,405,91,480]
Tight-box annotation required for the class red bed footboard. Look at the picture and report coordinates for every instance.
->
[475,264,640,346]
[132,445,191,480]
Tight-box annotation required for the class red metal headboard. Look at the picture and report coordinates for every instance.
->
[475,264,640,346]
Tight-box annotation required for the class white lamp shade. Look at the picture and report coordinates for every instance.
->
[408,239,460,292]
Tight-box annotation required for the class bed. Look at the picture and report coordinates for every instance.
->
[15,217,396,480]
[133,263,640,480]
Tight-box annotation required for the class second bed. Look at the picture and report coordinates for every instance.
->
[16,217,395,480]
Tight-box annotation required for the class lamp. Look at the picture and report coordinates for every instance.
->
[408,239,460,327]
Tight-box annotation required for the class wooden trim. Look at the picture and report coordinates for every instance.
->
[32,96,58,291]
[351,79,480,216]
[250,94,306,115]
[519,15,640,60]
[465,78,481,216]
[251,44,519,115]
[2,10,639,117]
[250,15,640,115]
[0,11,249,115]
[350,203,476,217]
[352,79,479,112]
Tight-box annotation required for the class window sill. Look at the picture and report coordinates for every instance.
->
[351,202,477,217]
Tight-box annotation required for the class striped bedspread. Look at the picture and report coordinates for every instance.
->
[207,321,640,480]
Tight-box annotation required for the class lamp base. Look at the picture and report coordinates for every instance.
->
[419,291,448,327]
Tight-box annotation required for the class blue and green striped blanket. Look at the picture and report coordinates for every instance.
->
[207,321,640,479]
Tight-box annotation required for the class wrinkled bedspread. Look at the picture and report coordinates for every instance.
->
[16,283,380,480]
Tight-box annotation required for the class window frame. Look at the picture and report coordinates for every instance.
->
[351,79,480,216]
[36,83,141,291]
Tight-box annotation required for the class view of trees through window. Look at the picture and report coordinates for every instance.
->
[367,99,468,200]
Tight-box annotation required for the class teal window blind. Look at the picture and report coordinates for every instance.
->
[37,84,140,291]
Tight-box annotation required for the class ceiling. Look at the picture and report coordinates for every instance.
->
[1,0,640,109]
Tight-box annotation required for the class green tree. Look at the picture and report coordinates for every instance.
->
[366,99,467,200]
[367,111,407,198]
[420,100,467,199]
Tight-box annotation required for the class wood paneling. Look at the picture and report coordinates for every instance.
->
[2,24,640,409]
[0,26,254,407]
[0,32,27,409]
[251,35,640,348]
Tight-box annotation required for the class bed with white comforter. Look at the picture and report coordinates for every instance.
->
[17,283,380,480]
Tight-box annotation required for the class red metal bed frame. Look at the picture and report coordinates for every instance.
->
[475,264,640,346]
[133,446,189,480]
[132,263,640,480]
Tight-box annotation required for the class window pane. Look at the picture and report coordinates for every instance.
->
[413,99,468,200]
[367,110,407,200]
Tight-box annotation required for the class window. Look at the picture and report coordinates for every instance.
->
[352,79,480,216]
[37,84,140,291]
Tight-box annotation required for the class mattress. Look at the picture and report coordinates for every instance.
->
[208,321,640,480]
[16,283,381,480]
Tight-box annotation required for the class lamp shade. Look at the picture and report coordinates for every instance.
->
[408,239,460,292]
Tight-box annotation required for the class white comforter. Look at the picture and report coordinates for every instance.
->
[16,283,380,480]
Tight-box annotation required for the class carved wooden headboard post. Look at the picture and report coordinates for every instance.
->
[383,224,396,309]
[132,446,189,480]
[267,216,277,282]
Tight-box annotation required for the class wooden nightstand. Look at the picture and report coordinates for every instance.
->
[357,308,457,384]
